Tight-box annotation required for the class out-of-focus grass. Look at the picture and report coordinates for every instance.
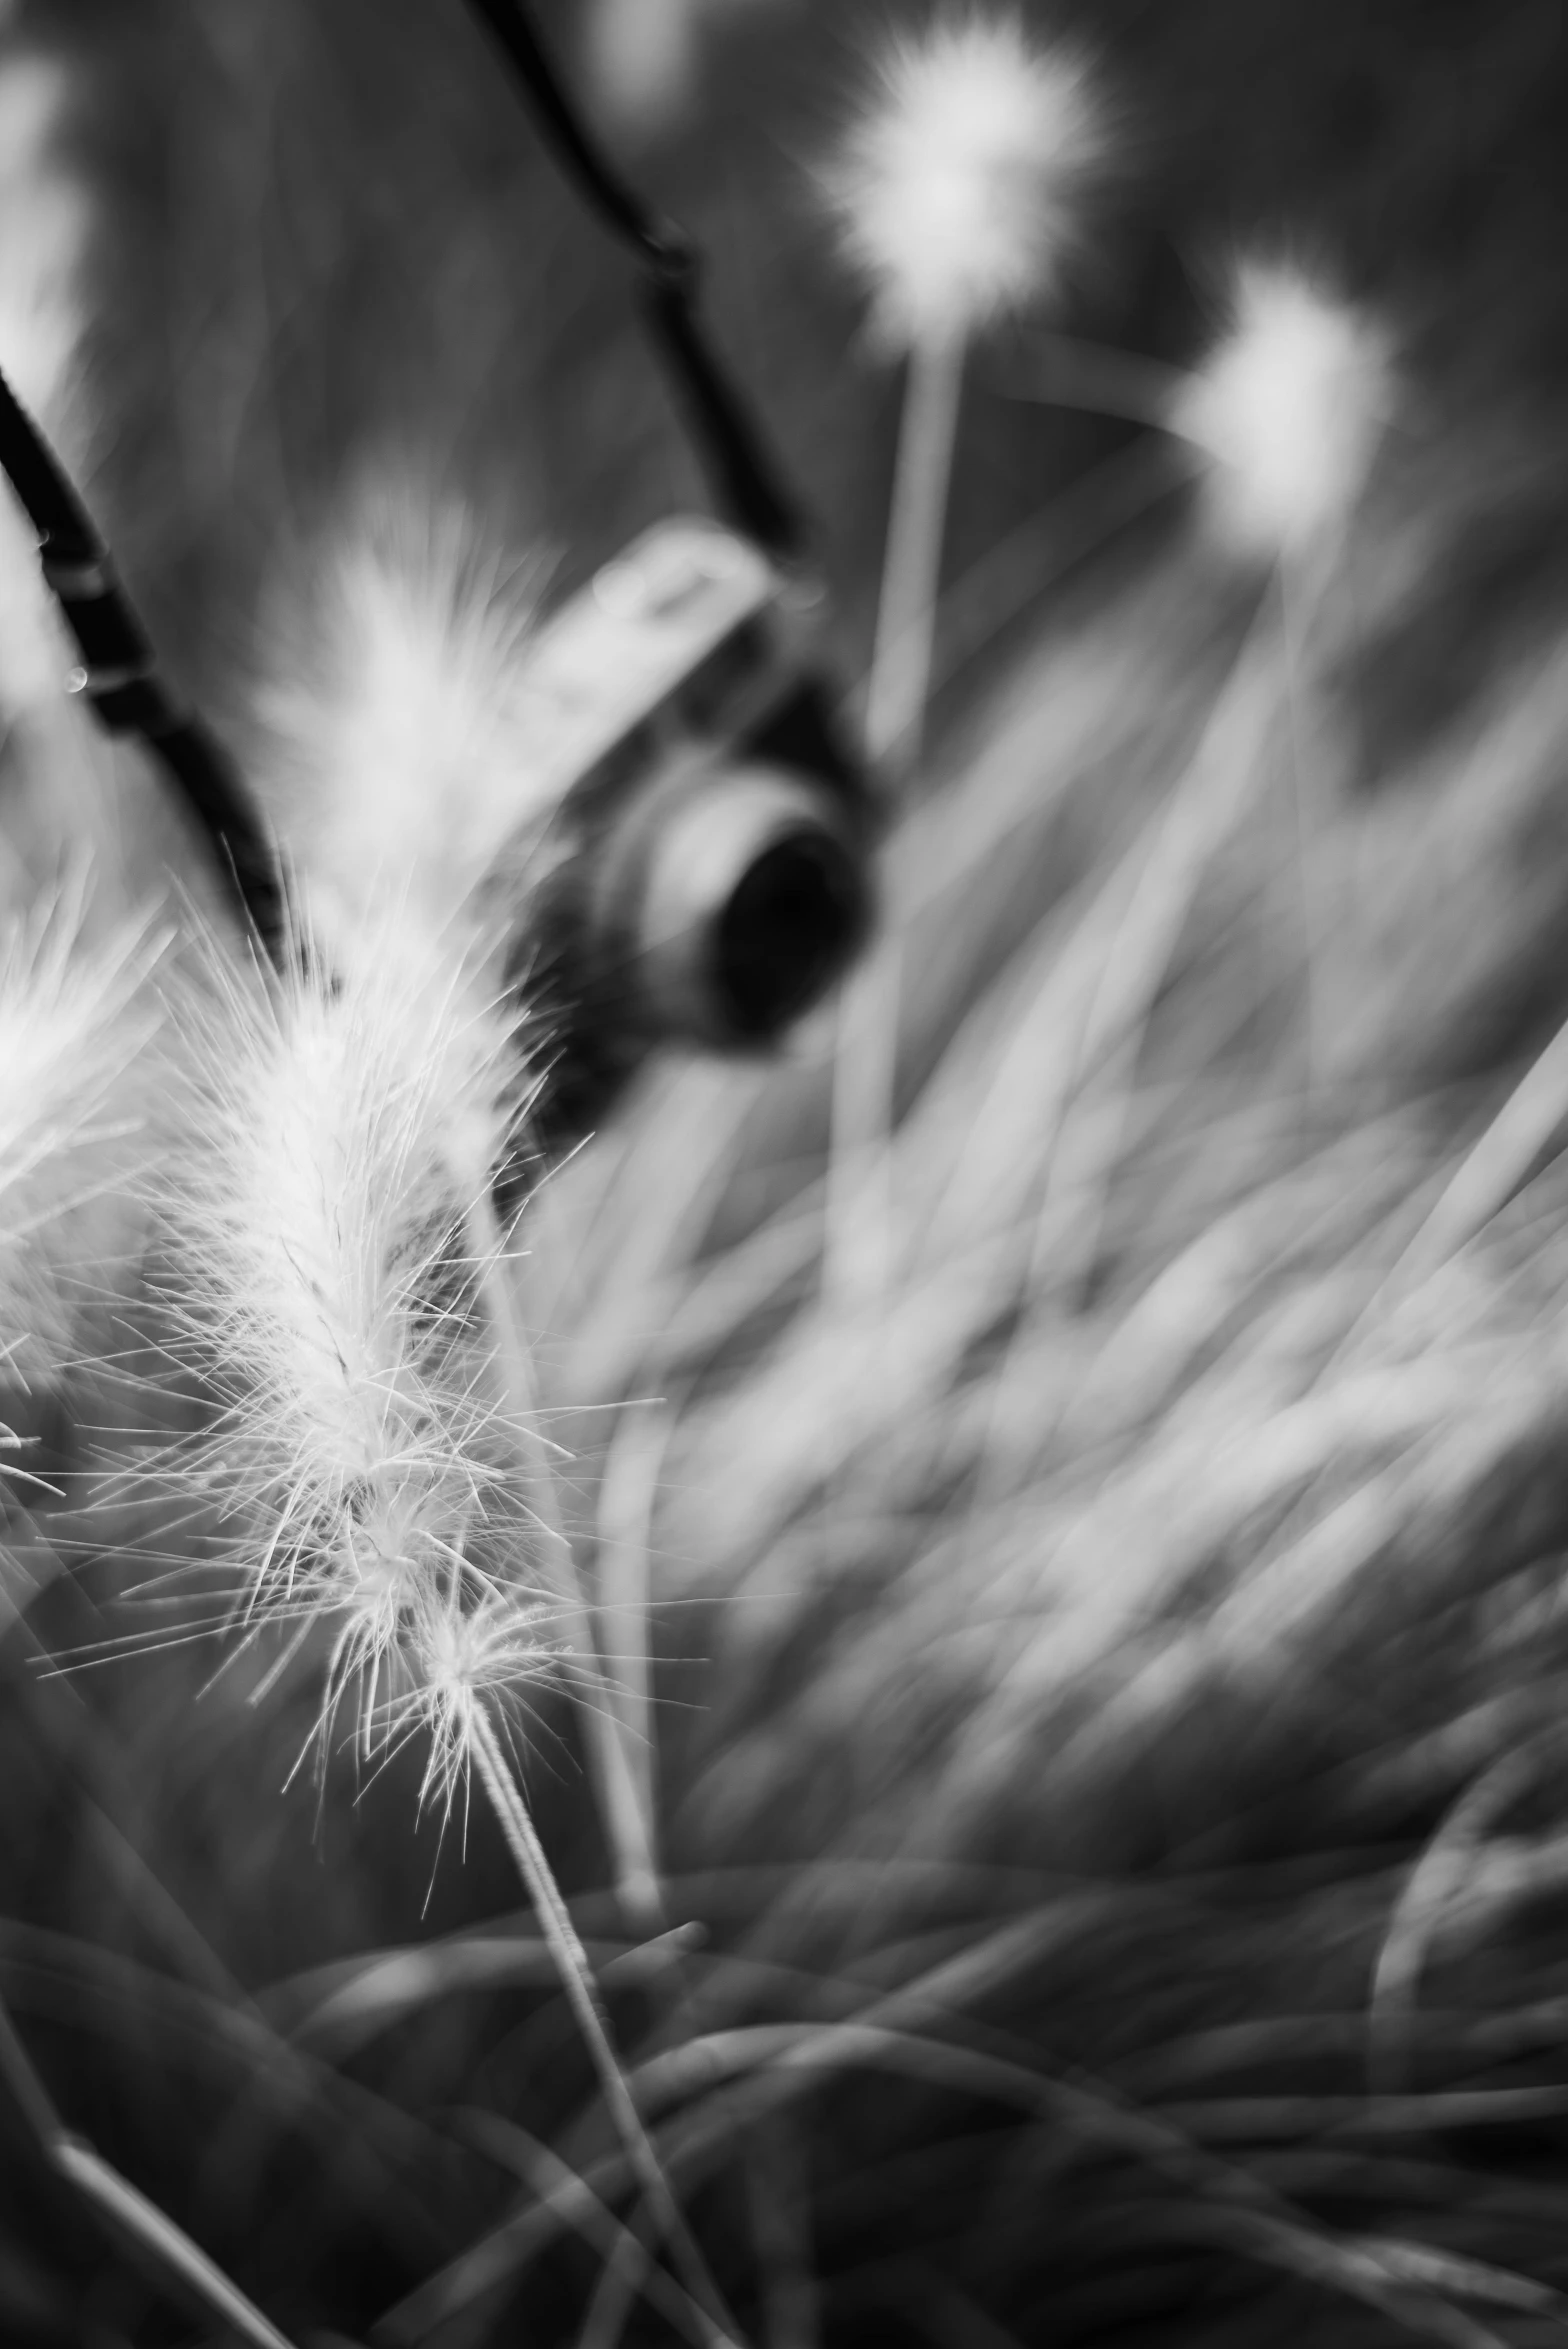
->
[8,3,1568,2345]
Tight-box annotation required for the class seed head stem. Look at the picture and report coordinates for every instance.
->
[465,1702,741,2348]
[826,332,964,1314]
[865,329,966,781]
[466,1192,666,1933]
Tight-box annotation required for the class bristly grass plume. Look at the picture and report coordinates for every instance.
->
[825,6,1106,774]
[258,493,551,957]
[1170,258,1395,561]
[823,9,1101,357]
[256,493,667,1923]
[163,913,536,1747]
[163,913,733,2340]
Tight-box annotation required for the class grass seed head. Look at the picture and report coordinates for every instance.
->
[258,495,552,954]
[823,9,1102,351]
[169,920,528,1670]
[1169,258,1395,558]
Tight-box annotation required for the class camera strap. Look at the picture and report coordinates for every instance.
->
[461,0,808,564]
[0,368,285,961]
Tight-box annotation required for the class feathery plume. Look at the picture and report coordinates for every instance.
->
[1169,259,1395,559]
[166,914,534,1739]
[257,495,669,1923]
[823,12,1101,354]
[170,920,722,2331]
[257,496,551,954]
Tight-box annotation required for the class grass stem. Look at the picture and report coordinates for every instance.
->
[467,1191,666,1935]
[465,1702,742,2349]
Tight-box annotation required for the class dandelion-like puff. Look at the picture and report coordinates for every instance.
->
[1170,259,1395,560]
[822,12,1102,354]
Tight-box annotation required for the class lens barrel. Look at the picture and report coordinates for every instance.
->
[588,757,872,1048]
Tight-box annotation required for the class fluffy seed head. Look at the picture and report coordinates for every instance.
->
[258,497,553,953]
[169,919,529,1691]
[1169,260,1395,558]
[823,12,1102,350]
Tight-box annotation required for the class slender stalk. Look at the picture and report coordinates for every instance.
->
[865,330,966,778]
[822,942,903,1313]
[1275,560,1330,1089]
[466,1704,742,2349]
[594,1400,674,1895]
[1003,330,1184,432]
[826,331,965,1312]
[467,1191,666,1934]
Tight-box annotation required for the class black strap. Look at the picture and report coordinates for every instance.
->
[461,0,807,563]
[0,368,286,964]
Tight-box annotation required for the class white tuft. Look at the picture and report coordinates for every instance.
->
[1169,260,1395,558]
[258,498,552,952]
[168,916,543,1740]
[822,11,1102,351]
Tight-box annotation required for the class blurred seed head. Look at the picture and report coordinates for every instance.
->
[258,496,551,957]
[1170,259,1395,559]
[822,10,1103,352]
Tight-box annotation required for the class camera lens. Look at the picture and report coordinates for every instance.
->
[597,759,872,1049]
[713,824,862,1037]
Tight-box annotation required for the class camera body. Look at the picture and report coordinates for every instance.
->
[489,516,876,1145]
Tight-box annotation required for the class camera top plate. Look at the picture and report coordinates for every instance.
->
[512,517,814,811]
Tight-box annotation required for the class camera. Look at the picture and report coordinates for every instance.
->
[489,516,877,1146]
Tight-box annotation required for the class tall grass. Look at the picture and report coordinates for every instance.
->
[5,3,1568,2345]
